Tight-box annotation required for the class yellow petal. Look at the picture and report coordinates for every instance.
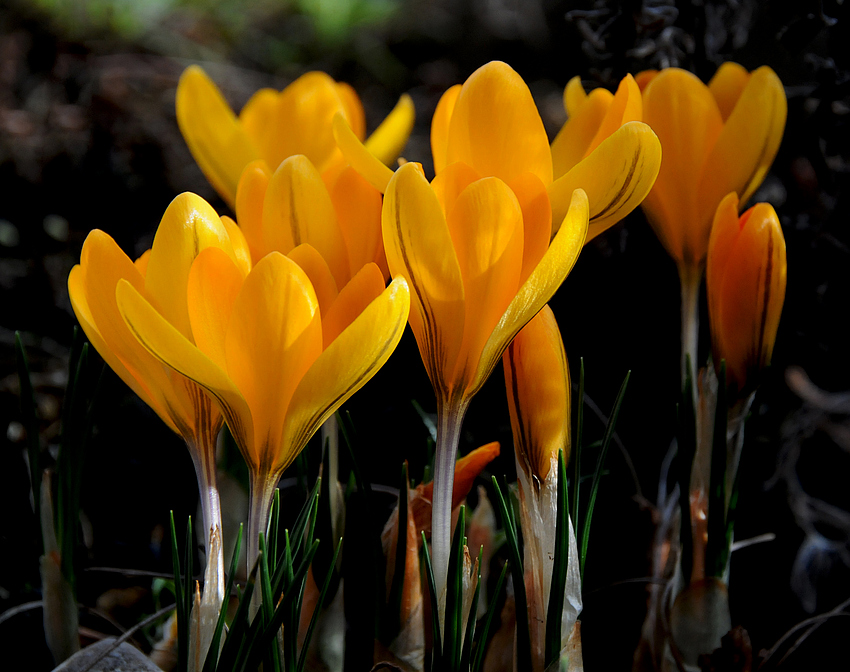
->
[430,161,481,220]
[327,166,385,277]
[585,74,642,157]
[224,253,323,469]
[322,262,385,347]
[641,68,723,264]
[563,76,587,116]
[508,172,552,285]
[134,250,151,278]
[262,155,350,287]
[364,94,415,166]
[549,121,662,242]
[446,62,553,186]
[431,84,462,175]
[447,177,524,391]
[708,62,750,122]
[335,81,366,140]
[220,215,252,277]
[287,243,339,319]
[238,88,279,163]
[504,305,570,481]
[68,263,177,434]
[235,159,272,262]
[473,188,588,398]
[634,70,658,91]
[145,193,237,341]
[552,87,613,179]
[176,65,260,208]
[282,277,410,470]
[116,279,254,461]
[698,65,786,215]
[187,247,245,370]
[333,112,395,193]
[382,162,465,402]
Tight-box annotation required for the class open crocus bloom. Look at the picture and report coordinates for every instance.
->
[504,306,582,672]
[382,157,588,622]
[707,193,787,395]
[639,63,787,270]
[177,65,415,209]
[116,245,410,572]
[68,192,251,667]
[336,61,660,245]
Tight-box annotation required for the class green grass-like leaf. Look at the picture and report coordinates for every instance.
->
[676,357,697,585]
[297,538,343,672]
[571,358,585,537]
[472,559,507,672]
[706,361,729,578]
[168,511,187,672]
[15,332,42,555]
[202,523,243,672]
[545,448,570,668]
[459,545,483,670]
[421,531,442,667]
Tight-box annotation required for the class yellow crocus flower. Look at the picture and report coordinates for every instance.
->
[116,246,410,573]
[176,65,415,209]
[707,193,787,395]
[68,192,251,666]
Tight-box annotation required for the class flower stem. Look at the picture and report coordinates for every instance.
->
[679,263,702,391]
[247,469,278,616]
[431,400,467,633]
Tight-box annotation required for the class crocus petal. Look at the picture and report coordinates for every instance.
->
[327,166,385,277]
[698,65,786,214]
[281,276,410,470]
[235,159,272,262]
[634,70,658,91]
[116,279,253,455]
[549,121,662,243]
[224,253,323,470]
[364,94,415,165]
[238,88,279,164]
[134,250,151,278]
[187,247,245,370]
[431,84,462,175]
[383,162,466,401]
[321,262,385,347]
[333,113,395,193]
[473,188,588,399]
[563,76,587,116]
[708,62,750,122]
[220,216,252,277]
[551,87,613,180]
[287,243,339,319]
[262,155,350,287]
[446,61,553,186]
[176,65,260,207]
[447,177,524,390]
[508,172,552,284]
[503,305,570,482]
[585,74,642,157]
[335,82,367,140]
[145,193,239,341]
[430,161,481,221]
[68,263,176,433]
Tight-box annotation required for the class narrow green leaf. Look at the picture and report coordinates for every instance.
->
[168,511,187,672]
[267,489,281,576]
[297,538,343,672]
[571,358,585,539]
[421,531,442,666]
[202,523,244,672]
[580,370,630,582]
[676,357,697,585]
[15,332,42,553]
[460,545,483,670]
[218,555,261,672]
[472,560,508,672]
[444,506,467,669]
[412,399,438,442]
[706,361,729,578]
[545,448,570,668]
[337,411,371,494]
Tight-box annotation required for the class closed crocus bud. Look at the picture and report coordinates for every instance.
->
[707,193,787,394]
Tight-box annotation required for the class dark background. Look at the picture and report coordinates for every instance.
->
[1,0,849,669]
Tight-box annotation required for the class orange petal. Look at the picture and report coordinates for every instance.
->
[430,161,481,220]
[327,166,385,278]
[507,172,552,284]
[235,159,272,262]
[287,243,339,319]
[239,88,280,165]
[585,74,642,157]
[431,84,462,175]
[552,87,613,179]
[707,62,750,122]
[321,262,385,347]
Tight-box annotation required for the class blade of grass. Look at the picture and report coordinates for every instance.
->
[545,448,570,668]
[421,531,442,668]
[169,512,187,672]
[297,538,342,672]
[337,411,371,494]
[444,506,467,669]
[676,358,697,585]
[570,358,585,540]
[460,545,483,670]
[16,332,42,553]
[472,560,508,672]
[706,361,729,578]
[579,370,630,582]
[202,523,244,672]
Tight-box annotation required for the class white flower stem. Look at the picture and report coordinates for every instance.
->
[679,263,702,391]
[431,400,466,633]
[247,470,278,616]
[190,441,224,604]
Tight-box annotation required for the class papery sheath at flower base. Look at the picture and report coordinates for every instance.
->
[68,192,252,669]
[707,193,787,397]
[176,64,415,209]
[504,305,582,672]
[115,244,410,593]
[638,63,786,382]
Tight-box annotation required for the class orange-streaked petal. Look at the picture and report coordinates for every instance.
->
[447,177,524,391]
[224,253,322,469]
[282,276,410,470]
[698,65,787,215]
[287,243,339,319]
[333,112,395,193]
[585,74,642,157]
[322,262,385,347]
[708,62,750,122]
[382,162,465,401]
[221,215,252,277]
[508,172,552,284]
[549,121,662,242]
[364,94,415,166]
[446,62,553,186]
[328,166,385,277]
[116,279,254,461]
[235,159,272,262]
[503,305,570,482]
[473,188,588,399]
[238,88,279,164]
[430,161,481,221]
[176,65,260,208]
[431,84,462,175]
[552,87,613,180]
[262,155,350,287]
[145,193,236,341]
[187,247,245,370]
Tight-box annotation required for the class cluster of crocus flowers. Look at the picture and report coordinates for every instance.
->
[503,306,582,671]
[638,63,787,381]
[68,193,251,665]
